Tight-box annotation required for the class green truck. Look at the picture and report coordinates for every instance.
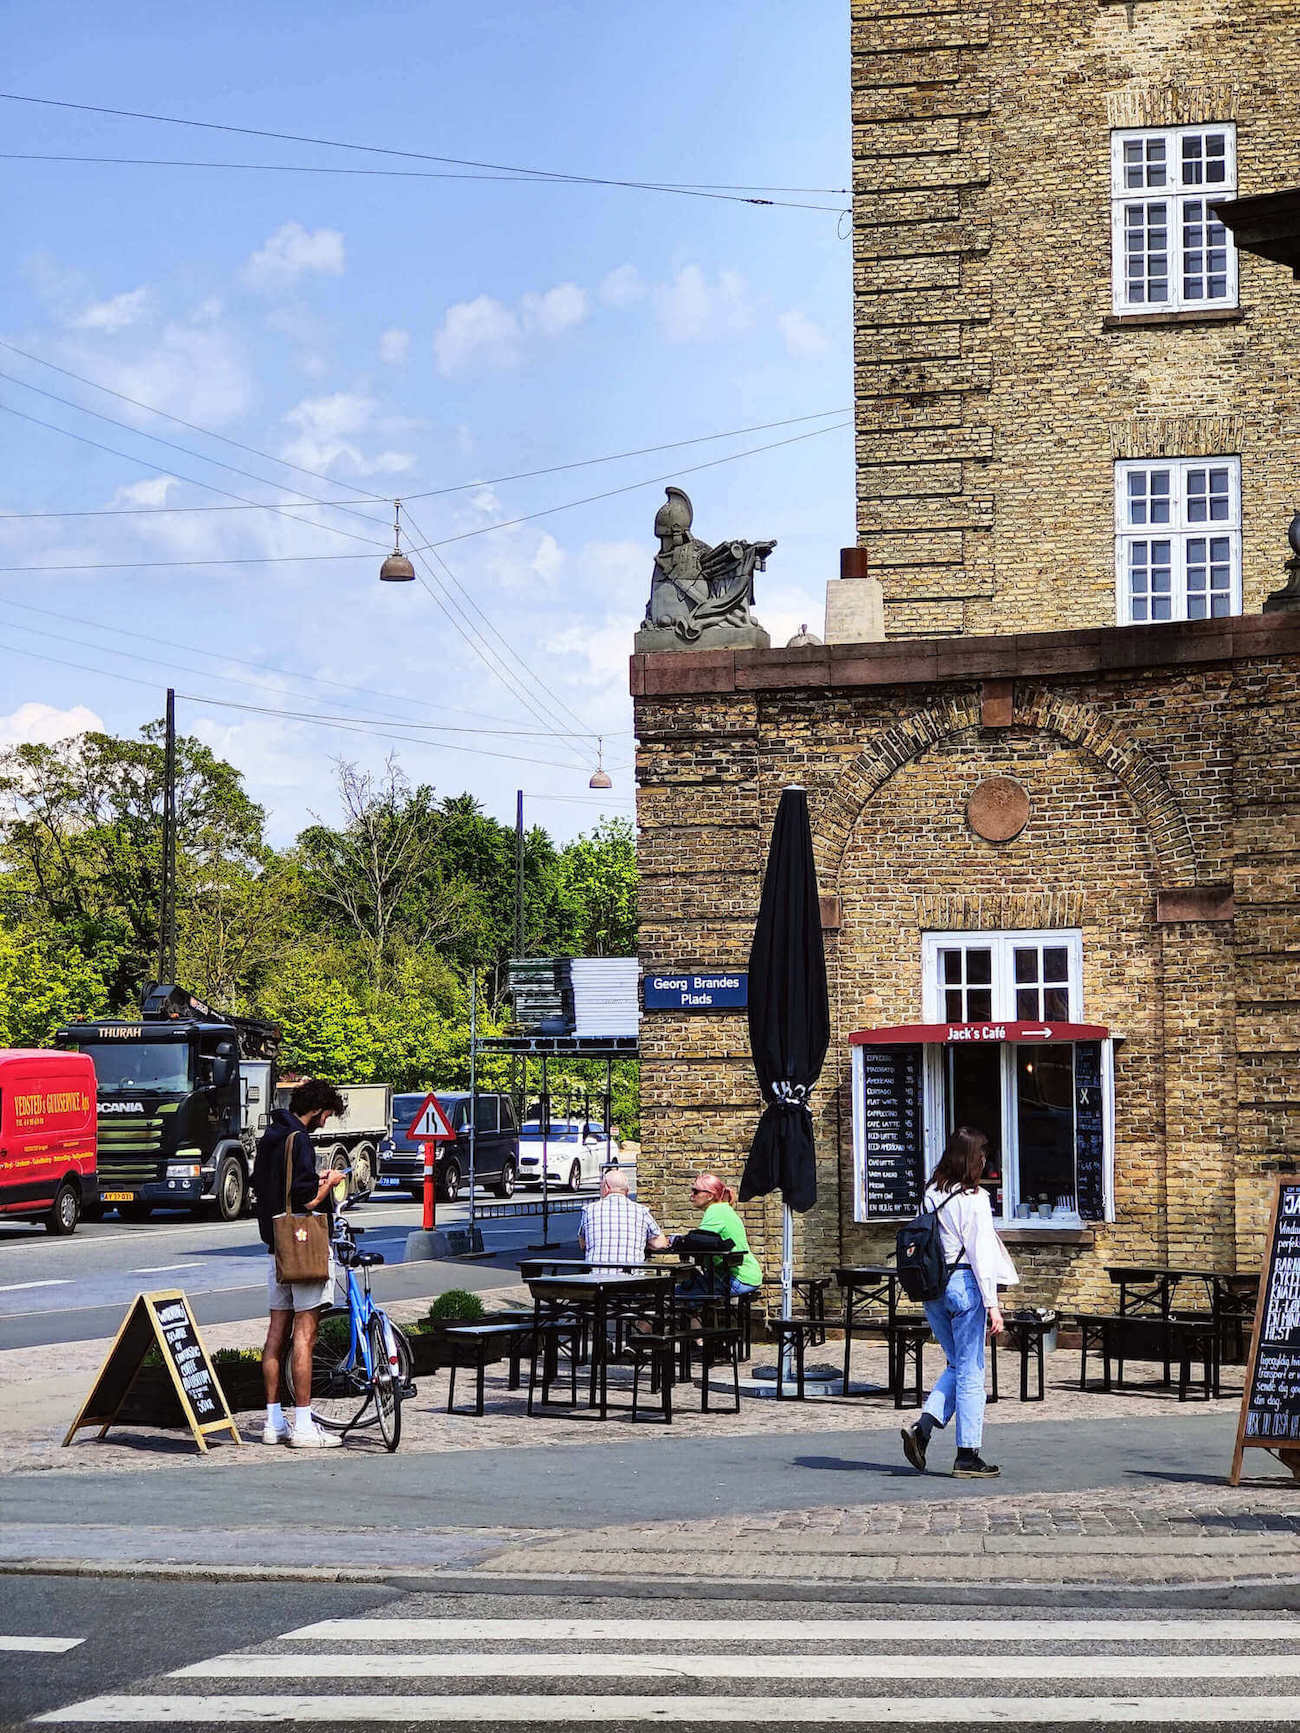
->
[55,984,280,1222]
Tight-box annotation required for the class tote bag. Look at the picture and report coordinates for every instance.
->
[273,1131,330,1284]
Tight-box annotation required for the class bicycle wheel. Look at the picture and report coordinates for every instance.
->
[390,1322,415,1392]
[369,1315,402,1452]
[285,1325,369,1432]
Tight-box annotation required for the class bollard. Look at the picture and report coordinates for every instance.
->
[421,1139,436,1232]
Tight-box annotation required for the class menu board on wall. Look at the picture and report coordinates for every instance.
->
[1074,1041,1105,1221]
[1231,1181,1300,1485]
[857,1043,924,1219]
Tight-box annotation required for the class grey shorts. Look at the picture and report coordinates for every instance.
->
[266,1255,338,1314]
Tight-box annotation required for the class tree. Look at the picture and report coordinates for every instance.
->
[296,758,466,989]
[0,927,105,1046]
[0,723,266,1010]
[554,818,638,957]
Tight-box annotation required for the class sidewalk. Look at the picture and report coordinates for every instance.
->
[3,1310,1296,1594]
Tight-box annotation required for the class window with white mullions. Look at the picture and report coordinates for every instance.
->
[938,945,993,1024]
[1112,125,1237,313]
[1115,457,1241,623]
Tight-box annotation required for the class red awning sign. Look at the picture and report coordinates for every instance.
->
[405,1092,457,1142]
[849,1021,1109,1047]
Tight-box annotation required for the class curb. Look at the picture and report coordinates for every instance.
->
[4,1557,1300,1601]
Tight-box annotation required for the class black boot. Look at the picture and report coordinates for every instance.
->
[900,1413,934,1472]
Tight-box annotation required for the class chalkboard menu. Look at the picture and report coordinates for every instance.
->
[63,1289,242,1455]
[857,1043,924,1219]
[1232,1182,1300,1483]
[1074,1041,1105,1221]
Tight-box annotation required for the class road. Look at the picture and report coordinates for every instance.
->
[7,1579,1300,1729]
[0,1188,589,1351]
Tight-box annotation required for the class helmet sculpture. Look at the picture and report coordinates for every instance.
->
[654,486,694,539]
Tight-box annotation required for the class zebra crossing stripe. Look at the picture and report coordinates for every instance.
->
[0,1635,83,1652]
[175,1650,1300,1681]
[34,1693,1300,1723]
[281,1615,1300,1643]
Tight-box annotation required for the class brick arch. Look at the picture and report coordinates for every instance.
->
[813,685,1199,890]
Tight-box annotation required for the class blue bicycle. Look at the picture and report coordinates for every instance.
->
[285,1213,413,1451]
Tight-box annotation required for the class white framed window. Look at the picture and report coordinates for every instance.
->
[923,930,1083,1028]
[1115,457,1241,623]
[1111,125,1237,313]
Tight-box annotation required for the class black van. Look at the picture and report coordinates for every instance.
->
[377,1092,518,1202]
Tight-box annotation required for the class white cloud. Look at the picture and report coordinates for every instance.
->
[379,327,411,365]
[242,221,345,293]
[655,266,751,342]
[599,265,645,308]
[531,533,564,583]
[0,702,103,749]
[111,476,178,509]
[69,317,253,428]
[520,282,588,337]
[779,309,830,359]
[281,391,415,475]
[434,295,522,375]
[71,287,153,333]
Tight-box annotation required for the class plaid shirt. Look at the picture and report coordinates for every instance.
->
[579,1193,663,1266]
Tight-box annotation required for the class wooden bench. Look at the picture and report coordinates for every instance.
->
[628,1325,742,1423]
[433,1321,535,1416]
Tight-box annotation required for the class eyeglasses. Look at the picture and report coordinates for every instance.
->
[689,1186,708,1195]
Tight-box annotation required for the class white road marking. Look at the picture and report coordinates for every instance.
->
[36,1693,1300,1724]
[175,1650,1300,1680]
[0,1634,83,1652]
[130,1264,201,1275]
[0,1279,70,1294]
[282,1615,1300,1644]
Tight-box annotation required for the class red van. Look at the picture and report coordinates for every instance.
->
[0,1051,97,1234]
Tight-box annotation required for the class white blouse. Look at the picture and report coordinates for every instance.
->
[923,1183,1020,1307]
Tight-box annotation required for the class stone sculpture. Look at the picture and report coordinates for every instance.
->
[1264,511,1300,613]
[635,487,773,651]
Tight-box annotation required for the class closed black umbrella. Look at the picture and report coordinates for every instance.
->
[740,785,830,1316]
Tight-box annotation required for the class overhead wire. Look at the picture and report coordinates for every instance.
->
[0,93,850,211]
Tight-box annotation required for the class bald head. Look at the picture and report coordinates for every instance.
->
[601,1167,632,1196]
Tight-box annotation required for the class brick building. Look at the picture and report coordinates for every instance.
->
[631,0,1300,1309]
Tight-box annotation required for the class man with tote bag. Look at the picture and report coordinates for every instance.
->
[254,1079,347,1449]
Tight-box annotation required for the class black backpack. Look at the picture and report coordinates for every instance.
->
[895,1191,966,1302]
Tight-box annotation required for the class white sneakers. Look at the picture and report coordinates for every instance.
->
[260,1420,292,1446]
[288,1421,341,1449]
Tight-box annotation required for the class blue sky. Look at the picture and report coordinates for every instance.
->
[1,2,853,844]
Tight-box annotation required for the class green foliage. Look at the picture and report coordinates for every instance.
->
[422,1289,486,1325]
[317,1313,352,1356]
[0,928,104,1046]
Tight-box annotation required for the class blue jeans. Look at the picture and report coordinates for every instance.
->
[677,1270,759,1299]
[921,1267,988,1451]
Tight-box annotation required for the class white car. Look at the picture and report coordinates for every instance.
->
[517,1120,629,1192]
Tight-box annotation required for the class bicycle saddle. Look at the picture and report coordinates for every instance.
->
[352,1251,385,1268]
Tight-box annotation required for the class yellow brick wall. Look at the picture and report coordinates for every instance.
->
[851,0,1300,638]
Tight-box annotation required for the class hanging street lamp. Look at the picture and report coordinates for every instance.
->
[379,499,415,582]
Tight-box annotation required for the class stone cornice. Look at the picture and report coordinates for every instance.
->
[629,612,1300,698]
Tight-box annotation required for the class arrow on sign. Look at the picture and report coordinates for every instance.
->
[1020,1027,1053,1040]
[406,1091,456,1142]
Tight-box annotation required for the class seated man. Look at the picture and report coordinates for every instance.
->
[578,1168,669,1266]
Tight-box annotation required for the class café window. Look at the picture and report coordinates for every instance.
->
[850,931,1114,1227]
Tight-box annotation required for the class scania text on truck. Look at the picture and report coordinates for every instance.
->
[0,1050,97,1234]
[56,983,278,1222]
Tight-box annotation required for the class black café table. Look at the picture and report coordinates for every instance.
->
[524,1268,678,1420]
[835,1265,904,1396]
[1107,1264,1260,1316]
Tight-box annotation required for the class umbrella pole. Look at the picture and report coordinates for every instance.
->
[781,1202,795,1378]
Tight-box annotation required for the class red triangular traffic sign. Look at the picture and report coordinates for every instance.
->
[406,1091,456,1142]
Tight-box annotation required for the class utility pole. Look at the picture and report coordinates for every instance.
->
[514,789,524,959]
[158,687,177,985]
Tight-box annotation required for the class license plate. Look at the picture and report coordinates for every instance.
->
[102,1191,134,1203]
[377,1177,401,1187]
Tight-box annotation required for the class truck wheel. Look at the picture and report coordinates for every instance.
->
[440,1162,461,1204]
[46,1181,80,1236]
[494,1159,517,1199]
[350,1144,376,1202]
[215,1154,247,1222]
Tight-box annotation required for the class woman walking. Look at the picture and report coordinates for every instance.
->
[901,1125,1018,1479]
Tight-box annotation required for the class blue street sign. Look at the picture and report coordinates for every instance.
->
[643,971,749,1012]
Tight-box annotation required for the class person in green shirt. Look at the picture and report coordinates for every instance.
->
[676,1172,763,1295]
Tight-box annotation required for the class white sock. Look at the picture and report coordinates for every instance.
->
[266,1402,284,1428]
[294,1406,313,1433]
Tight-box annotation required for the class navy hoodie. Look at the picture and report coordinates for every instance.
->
[253,1107,323,1250]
